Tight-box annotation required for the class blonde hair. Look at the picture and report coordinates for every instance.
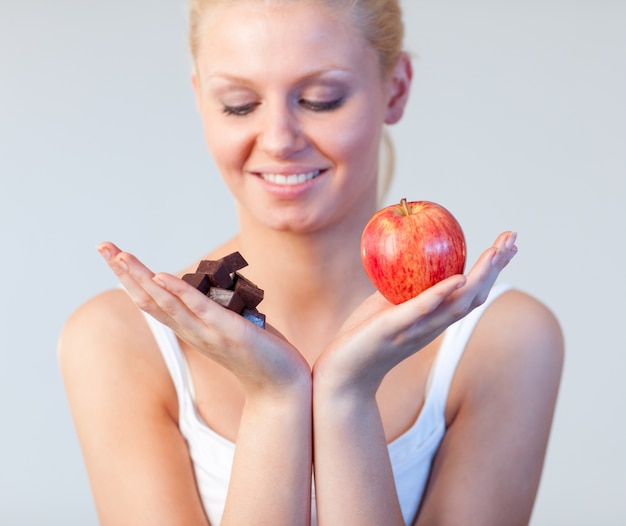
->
[188,0,405,203]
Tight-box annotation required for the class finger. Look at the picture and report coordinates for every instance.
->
[110,250,160,308]
[492,230,516,249]
[151,271,242,335]
[454,231,518,310]
[152,272,286,365]
[114,252,210,332]
[397,231,518,334]
[96,241,122,261]
[97,242,155,304]
[492,230,518,270]
[154,271,304,382]
[98,245,205,337]
[378,273,467,334]
[100,247,199,335]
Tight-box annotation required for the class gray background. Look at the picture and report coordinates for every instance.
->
[1,1,624,524]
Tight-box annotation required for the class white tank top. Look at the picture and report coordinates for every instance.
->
[143,283,512,525]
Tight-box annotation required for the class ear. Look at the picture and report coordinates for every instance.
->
[191,68,202,111]
[384,52,413,125]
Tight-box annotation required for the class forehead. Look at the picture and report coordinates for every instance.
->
[194,2,376,80]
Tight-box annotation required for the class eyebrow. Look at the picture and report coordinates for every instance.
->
[203,67,352,87]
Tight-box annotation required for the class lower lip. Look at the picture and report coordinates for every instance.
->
[255,171,326,198]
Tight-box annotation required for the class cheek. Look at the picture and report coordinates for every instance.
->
[202,117,251,171]
[320,111,382,174]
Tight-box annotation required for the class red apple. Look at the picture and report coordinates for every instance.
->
[360,198,466,304]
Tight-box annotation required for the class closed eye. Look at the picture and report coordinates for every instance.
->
[300,97,345,112]
[222,102,259,116]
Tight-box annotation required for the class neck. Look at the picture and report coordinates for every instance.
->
[229,203,377,361]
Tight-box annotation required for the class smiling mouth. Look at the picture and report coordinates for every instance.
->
[260,170,322,185]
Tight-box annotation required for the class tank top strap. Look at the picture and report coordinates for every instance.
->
[427,282,514,415]
[141,311,196,412]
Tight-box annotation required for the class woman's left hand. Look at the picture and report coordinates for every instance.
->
[313,231,518,397]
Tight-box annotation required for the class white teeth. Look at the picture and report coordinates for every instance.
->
[261,170,320,185]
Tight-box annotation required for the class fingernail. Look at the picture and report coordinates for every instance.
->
[490,247,500,267]
[152,274,166,287]
[505,232,517,249]
[97,244,111,261]
[115,254,129,272]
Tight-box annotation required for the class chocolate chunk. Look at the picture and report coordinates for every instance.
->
[220,251,248,273]
[196,259,233,289]
[208,287,245,313]
[242,308,266,329]
[233,273,264,309]
[183,251,266,328]
[182,273,211,294]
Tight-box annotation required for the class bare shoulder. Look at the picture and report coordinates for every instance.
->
[478,287,563,371]
[449,287,565,422]
[58,288,176,419]
[474,287,563,363]
[417,289,564,524]
[60,288,143,355]
[58,290,210,522]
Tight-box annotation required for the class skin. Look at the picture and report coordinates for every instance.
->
[58,2,564,525]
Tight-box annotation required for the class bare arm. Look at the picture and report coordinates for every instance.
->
[59,290,212,525]
[414,291,563,526]
[60,243,313,526]
[312,232,522,525]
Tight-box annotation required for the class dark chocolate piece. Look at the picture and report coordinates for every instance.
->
[208,287,245,313]
[184,251,266,328]
[220,251,248,274]
[242,308,266,329]
[233,273,264,309]
[182,273,211,295]
[197,259,233,289]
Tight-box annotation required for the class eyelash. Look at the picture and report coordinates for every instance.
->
[300,97,345,112]
[222,103,258,116]
[222,97,345,117]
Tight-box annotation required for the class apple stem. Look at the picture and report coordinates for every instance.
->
[400,198,410,216]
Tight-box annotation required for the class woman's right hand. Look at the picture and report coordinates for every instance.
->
[313,231,518,398]
[97,241,311,397]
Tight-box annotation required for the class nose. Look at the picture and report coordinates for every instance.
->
[257,102,307,158]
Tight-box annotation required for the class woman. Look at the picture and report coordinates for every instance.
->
[59,1,564,524]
